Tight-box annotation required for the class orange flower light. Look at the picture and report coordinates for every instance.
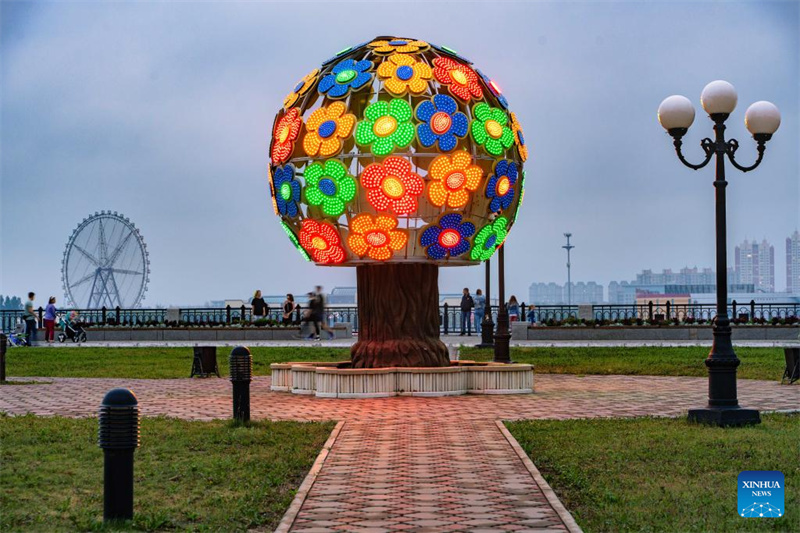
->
[368,38,429,55]
[271,108,302,165]
[510,112,528,162]
[298,219,346,264]
[348,214,408,261]
[377,54,432,96]
[427,151,483,208]
[432,57,483,102]
[303,102,356,157]
[283,68,319,109]
[361,157,424,215]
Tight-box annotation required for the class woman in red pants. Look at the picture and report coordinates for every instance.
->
[44,296,58,343]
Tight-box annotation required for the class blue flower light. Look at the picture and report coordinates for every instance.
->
[420,213,476,260]
[273,164,301,217]
[485,160,518,213]
[318,59,374,98]
[415,94,469,152]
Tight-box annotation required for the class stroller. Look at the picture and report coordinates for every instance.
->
[57,312,87,343]
[5,322,29,347]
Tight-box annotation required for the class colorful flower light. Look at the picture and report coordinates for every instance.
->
[360,156,424,215]
[272,164,301,217]
[432,57,483,102]
[470,103,514,156]
[368,38,429,54]
[303,159,357,217]
[282,221,311,261]
[303,102,356,158]
[485,159,518,213]
[271,108,303,165]
[427,151,482,208]
[420,213,476,260]
[510,112,528,162]
[348,214,408,261]
[415,94,469,152]
[298,219,346,264]
[355,99,415,156]
[283,68,319,109]
[470,216,508,261]
[318,59,373,99]
[377,54,432,96]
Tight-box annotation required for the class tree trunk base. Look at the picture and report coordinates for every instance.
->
[351,263,449,368]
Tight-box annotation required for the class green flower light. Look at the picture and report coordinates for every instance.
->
[470,103,514,156]
[281,221,311,261]
[303,159,357,217]
[470,216,509,261]
[355,99,415,156]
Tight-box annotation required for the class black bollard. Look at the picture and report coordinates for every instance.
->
[229,346,252,423]
[98,388,140,522]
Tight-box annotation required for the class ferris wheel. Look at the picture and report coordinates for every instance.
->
[62,211,150,309]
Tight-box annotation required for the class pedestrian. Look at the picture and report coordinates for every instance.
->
[507,295,520,323]
[526,302,537,325]
[22,292,37,346]
[473,289,486,333]
[282,293,297,325]
[251,290,268,322]
[460,287,474,336]
[314,286,335,340]
[44,297,58,343]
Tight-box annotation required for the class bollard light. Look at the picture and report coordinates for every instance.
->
[98,388,140,522]
[229,346,252,423]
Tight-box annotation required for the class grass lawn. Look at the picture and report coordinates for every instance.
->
[0,414,334,532]
[506,413,800,533]
[4,346,350,379]
[461,346,785,381]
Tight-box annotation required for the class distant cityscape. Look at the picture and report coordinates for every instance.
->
[530,232,800,305]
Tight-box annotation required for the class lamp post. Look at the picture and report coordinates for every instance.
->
[562,233,574,307]
[477,259,495,348]
[493,244,511,363]
[658,80,780,426]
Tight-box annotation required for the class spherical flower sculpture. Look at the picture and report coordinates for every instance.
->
[269,37,528,368]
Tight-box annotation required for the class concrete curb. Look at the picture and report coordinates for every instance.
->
[274,420,345,533]
[496,420,584,533]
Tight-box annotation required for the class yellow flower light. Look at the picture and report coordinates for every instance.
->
[510,112,528,162]
[348,214,408,261]
[427,151,483,208]
[377,54,433,96]
[283,68,319,109]
[368,38,429,55]
[303,101,356,158]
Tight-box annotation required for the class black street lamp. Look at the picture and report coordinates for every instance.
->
[493,244,511,363]
[477,258,495,349]
[658,80,781,426]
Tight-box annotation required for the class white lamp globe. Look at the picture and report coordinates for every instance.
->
[745,101,781,136]
[658,95,695,130]
[701,80,738,115]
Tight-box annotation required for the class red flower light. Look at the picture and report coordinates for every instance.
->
[298,219,346,264]
[432,57,483,102]
[271,108,302,165]
[360,157,424,215]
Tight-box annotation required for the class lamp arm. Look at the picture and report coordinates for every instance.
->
[673,137,714,170]
[726,138,766,173]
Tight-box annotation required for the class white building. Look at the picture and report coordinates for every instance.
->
[735,239,775,293]
[787,231,800,294]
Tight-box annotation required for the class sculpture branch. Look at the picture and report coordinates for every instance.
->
[726,138,766,173]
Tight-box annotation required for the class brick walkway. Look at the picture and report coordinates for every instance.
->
[2,375,797,532]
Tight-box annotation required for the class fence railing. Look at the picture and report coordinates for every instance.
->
[1,300,797,336]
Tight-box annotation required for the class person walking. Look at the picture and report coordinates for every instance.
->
[22,292,37,346]
[526,302,537,325]
[473,289,486,333]
[460,287,474,336]
[282,294,297,325]
[507,295,520,323]
[251,290,268,322]
[314,286,335,340]
[44,297,58,344]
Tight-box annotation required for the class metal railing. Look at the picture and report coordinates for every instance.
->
[1,300,797,335]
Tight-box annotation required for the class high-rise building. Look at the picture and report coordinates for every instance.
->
[735,239,775,292]
[787,230,800,294]
[608,267,752,304]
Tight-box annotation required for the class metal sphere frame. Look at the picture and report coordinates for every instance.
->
[62,211,150,309]
[268,36,527,268]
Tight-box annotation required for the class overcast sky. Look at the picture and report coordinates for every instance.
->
[1,0,798,306]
